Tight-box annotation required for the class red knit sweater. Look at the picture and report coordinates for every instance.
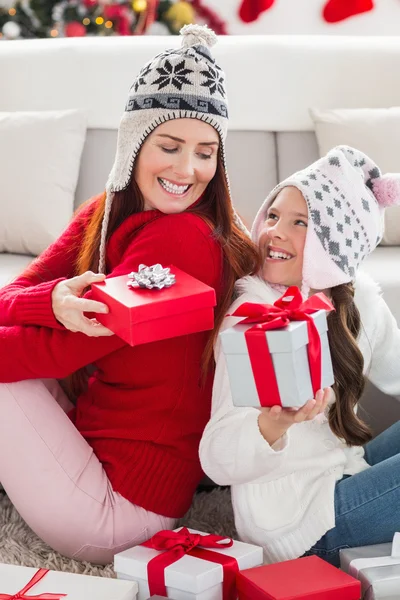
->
[0,196,224,518]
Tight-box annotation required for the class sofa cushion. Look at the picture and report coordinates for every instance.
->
[0,254,33,289]
[0,109,87,256]
[361,246,400,325]
[310,107,400,246]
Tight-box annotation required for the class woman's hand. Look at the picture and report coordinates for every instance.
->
[52,271,114,337]
[258,387,333,446]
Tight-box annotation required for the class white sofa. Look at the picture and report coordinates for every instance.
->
[1,35,399,433]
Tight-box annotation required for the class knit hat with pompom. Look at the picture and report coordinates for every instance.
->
[99,24,247,272]
[251,145,400,295]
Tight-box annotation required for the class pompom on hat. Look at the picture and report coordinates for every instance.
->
[251,145,400,295]
[98,24,247,273]
[371,174,400,207]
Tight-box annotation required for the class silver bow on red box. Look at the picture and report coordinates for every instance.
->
[127,264,176,290]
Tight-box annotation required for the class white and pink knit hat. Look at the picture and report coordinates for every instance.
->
[251,145,400,293]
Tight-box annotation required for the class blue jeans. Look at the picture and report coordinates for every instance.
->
[304,419,400,567]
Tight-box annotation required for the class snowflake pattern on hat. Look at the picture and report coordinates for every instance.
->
[127,43,228,119]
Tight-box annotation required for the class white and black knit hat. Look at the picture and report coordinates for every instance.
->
[99,24,245,272]
[252,145,400,294]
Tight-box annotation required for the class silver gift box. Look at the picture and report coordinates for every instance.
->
[220,309,334,408]
[341,544,400,600]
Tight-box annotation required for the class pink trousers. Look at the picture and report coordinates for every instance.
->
[0,379,176,564]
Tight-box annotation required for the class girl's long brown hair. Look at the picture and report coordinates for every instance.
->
[327,282,372,446]
[69,154,260,396]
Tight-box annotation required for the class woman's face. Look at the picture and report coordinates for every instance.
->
[258,186,308,288]
[135,118,219,213]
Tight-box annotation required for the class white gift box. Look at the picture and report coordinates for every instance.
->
[114,528,263,600]
[0,563,138,599]
[340,533,400,599]
[220,309,334,408]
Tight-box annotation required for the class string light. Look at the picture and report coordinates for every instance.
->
[82,17,90,25]
[8,8,16,16]
[95,16,104,25]
[50,28,59,37]
[132,0,147,13]
[105,20,113,28]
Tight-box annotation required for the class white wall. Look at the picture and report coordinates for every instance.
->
[216,0,400,35]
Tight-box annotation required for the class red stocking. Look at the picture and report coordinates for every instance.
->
[323,0,374,23]
[238,0,275,24]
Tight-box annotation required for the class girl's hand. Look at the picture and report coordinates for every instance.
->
[51,271,114,337]
[258,387,333,446]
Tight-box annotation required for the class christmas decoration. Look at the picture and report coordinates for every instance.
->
[190,0,227,34]
[238,0,274,24]
[2,18,20,37]
[164,0,195,33]
[64,20,86,36]
[322,0,374,23]
[0,0,228,39]
[236,0,376,26]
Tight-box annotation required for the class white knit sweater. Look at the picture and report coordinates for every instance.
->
[199,272,400,564]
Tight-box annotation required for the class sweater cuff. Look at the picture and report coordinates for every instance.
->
[271,431,290,452]
[14,278,66,328]
[245,410,290,459]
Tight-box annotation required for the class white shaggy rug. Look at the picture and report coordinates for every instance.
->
[0,488,236,577]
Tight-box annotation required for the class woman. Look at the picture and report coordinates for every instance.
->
[0,25,259,564]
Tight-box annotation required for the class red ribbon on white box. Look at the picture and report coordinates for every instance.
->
[230,286,334,407]
[0,568,66,600]
[142,528,239,599]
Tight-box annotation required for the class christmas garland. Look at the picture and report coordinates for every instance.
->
[0,0,228,39]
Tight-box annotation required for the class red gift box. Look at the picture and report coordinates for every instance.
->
[91,265,216,346]
[236,556,361,600]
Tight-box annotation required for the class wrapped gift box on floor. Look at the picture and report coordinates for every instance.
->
[236,555,361,599]
[220,287,334,408]
[91,265,216,346]
[0,563,138,599]
[340,533,400,599]
[114,527,263,600]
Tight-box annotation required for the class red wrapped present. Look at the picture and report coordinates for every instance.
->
[236,555,361,600]
[91,264,216,346]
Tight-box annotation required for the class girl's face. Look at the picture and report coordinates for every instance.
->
[135,118,219,213]
[258,186,308,288]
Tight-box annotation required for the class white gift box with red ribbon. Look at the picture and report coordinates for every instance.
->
[114,527,263,600]
[220,287,335,409]
[0,563,138,599]
[220,308,334,409]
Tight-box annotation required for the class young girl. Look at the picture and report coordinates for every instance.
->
[0,25,259,563]
[200,145,400,567]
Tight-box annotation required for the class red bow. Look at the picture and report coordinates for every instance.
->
[0,569,66,600]
[230,286,334,406]
[142,528,238,598]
